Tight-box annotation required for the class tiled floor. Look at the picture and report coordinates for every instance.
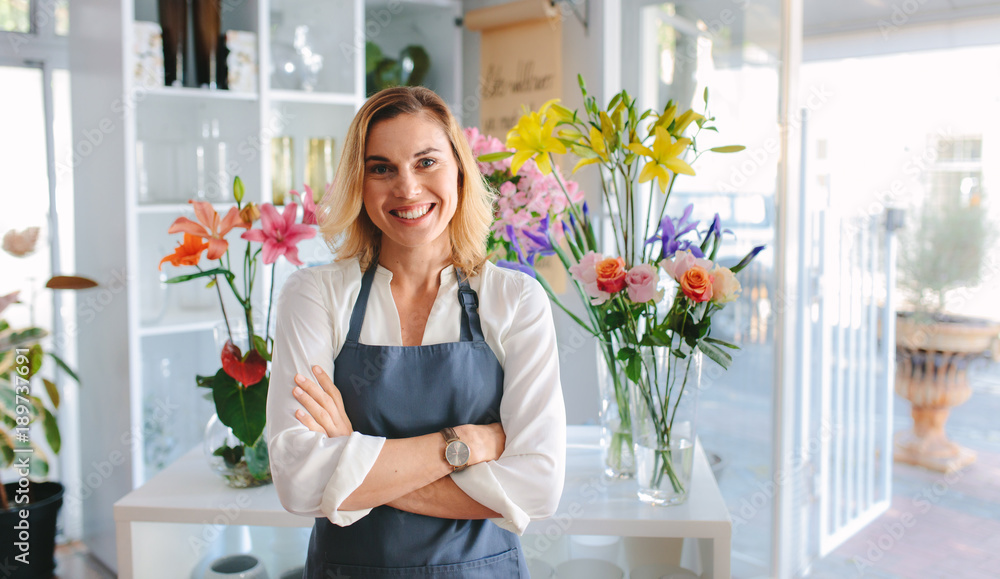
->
[54,541,115,579]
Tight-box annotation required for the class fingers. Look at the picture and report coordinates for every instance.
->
[292,368,353,437]
[293,373,338,436]
[312,365,353,432]
[294,408,324,434]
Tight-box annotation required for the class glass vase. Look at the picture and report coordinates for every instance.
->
[628,345,701,506]
[204,413,272,488]
[207,317,272,488]
[596,339,634,479]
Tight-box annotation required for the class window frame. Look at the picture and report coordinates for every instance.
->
[0,0,67,68]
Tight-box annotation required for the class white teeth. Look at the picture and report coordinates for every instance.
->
[394,205,431,220]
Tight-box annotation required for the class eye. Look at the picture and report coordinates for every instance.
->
[368,164,390,175]
[418,158,436,169]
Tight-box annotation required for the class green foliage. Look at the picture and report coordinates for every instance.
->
[898,200,997,315]
[198,368,268,447]
[0,318,77,481]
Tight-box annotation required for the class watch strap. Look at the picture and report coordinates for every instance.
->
[440,426,460,444]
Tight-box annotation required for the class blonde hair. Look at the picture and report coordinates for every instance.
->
[319,86,494,277]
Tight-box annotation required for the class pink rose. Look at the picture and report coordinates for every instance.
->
[569,251,602,285]
[663,249,713,282]
[710,266,741,304]
[625,264,660,303]
[2,227,40,257]
[569,251,610,304]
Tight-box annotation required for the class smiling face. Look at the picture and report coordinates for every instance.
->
[362,112,460,262]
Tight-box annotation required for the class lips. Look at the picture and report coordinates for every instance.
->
[390,203,434,220]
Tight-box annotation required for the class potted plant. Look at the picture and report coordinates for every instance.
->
[895,194,1000,472]
[159,177,317,488]
[0,228,90,578]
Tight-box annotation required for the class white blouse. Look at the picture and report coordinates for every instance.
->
[266,258,566,535]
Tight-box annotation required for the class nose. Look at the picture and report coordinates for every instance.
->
[394,166,421,198]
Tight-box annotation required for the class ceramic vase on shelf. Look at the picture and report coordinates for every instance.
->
[192,0,221,87]
[270,137,293,205]
[157,0,186,86]
[596,340,634,479]
[628,346,701,506]
[205,319,272,489]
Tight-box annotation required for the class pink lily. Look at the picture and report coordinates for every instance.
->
[291,185,319,225]
[167,201,250,260]
[241,203,316,266]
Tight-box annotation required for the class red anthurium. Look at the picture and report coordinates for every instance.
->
[221,340,267,386]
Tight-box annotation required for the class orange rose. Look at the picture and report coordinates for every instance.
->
[596,257,627,294]
[680,265,713,302]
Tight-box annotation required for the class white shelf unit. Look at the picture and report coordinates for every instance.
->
[71,0,463,570]
[114,426,731,578]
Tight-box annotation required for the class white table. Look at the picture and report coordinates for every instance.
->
[114,426,731,578]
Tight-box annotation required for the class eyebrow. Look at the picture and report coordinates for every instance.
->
[365,147,442,163]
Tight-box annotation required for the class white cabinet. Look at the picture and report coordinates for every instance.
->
[70,0,462,570]
[114,427,731,578]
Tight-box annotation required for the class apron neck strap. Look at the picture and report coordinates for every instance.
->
[457,270,485,343]
[345,262,379,344]
[345,262,486,344]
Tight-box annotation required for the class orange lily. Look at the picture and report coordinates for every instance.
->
[159,233,210,270]
[167,201,250,260]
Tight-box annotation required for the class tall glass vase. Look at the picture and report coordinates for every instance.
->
[629,345,701,506]
[596,340,634,479]
[205,318,272,488]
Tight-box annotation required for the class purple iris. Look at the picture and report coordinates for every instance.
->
[497,260,537,278]
[520,215,557,264]
[702,213,734,248]
[731,245,766,274]
[645,203,703,260]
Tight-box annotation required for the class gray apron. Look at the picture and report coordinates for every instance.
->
[303,263,528,578]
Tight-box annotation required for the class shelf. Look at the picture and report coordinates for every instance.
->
[138,308,223,337]
[141,86,259,102]
[136,202,239,215]
[367,0,460,9]
[268,90,360,106]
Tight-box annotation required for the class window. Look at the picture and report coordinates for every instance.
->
[0,0,29,33]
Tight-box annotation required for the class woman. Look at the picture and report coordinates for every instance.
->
[266,86,566,578]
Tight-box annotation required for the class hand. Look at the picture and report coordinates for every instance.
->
[292,365,353,438]
[455,423,506,465]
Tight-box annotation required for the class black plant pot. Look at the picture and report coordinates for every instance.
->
[0,482,64,579]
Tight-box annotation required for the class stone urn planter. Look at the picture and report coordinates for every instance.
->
[894,313,1000,473]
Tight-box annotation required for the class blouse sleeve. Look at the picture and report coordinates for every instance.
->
[450,274,566,534]
[266,268,386,526]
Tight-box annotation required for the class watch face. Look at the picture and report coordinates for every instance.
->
[446,440,470,467]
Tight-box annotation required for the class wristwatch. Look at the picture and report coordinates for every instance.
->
[440,426,470,472]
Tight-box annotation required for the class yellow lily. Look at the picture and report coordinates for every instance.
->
[649,103,677,135]
[505,108,567,175]
[627,126,695,193]
[673,109,705,136]
[571,126,610,174]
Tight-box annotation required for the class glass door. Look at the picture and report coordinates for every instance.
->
[619,2,784,575]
